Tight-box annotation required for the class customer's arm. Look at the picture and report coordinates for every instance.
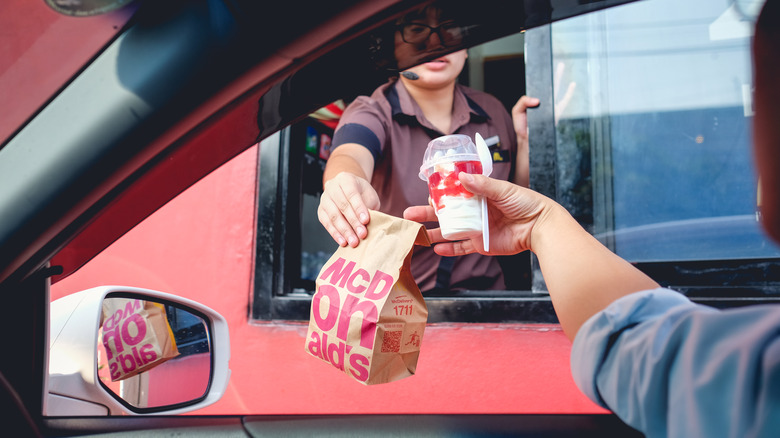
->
[404,173,658,340]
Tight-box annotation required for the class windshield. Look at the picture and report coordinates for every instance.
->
[0,0,137,146]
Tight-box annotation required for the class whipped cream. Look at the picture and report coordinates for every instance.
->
[436,195,483,240]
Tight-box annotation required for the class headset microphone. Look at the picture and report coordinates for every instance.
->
[401,71,420,80]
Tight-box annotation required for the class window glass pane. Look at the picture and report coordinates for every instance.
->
[551,0,778,262]
[300,193,337,285]
[295,119,339,293]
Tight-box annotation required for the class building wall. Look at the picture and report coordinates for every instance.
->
[51,144,602,415]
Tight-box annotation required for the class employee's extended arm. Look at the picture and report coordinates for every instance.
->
[318,143,379,247]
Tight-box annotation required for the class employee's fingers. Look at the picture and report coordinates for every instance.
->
[319,188,363,247]
[320,175,382,247]
[340,177,382,243]
[337,187,369,240]
[326,204,362,247]
[318,197,351,247]
[356,181,381,218]
[512,95,540,114]
[337,173,381,228]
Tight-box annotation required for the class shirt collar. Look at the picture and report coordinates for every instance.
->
[387,80,490,131]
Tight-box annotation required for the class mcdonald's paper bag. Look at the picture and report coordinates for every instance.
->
[101,298,180,381]
[305,210,431,385]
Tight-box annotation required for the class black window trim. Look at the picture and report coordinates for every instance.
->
[251,116,561,323]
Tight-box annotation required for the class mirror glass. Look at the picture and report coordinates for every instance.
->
[97,296,211,410]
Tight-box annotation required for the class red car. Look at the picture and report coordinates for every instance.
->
[1,0,773,436]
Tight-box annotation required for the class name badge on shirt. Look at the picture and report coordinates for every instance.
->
[484,135,509,163]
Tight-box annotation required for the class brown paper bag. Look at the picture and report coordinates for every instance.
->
[305,210,431,385]
[101,298,180,381]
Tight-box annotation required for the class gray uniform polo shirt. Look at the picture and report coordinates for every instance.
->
[332,79,517,293]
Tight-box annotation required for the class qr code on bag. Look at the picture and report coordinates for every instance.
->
[381,330,402,353]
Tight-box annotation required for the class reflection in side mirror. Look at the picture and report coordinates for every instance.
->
[47,286,229,416]
[98,297,211,410]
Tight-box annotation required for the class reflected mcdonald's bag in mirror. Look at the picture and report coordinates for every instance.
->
[101,298,180,381]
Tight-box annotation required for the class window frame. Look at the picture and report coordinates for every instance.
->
[252,11,780,324]
[251,122,561,323]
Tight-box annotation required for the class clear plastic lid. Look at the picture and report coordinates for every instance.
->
[418,134,480,180]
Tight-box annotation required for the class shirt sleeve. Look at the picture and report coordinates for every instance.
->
[331,96,388,163]
[571,288,780,438]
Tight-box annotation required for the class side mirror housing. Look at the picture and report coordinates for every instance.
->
[46,286,230,415]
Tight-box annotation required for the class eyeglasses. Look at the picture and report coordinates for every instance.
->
[398,21,462,46]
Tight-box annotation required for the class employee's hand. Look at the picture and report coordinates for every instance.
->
[512,95,540,145]
[511,95,539,188]
[318,171,381,247]
[404,173,551,256]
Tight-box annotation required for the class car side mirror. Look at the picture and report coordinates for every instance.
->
[46,286,230,416]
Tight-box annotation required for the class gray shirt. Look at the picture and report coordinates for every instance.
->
[572,288,780,437]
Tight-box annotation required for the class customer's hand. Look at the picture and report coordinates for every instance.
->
[404,173,553,256]
[407,172,659,341]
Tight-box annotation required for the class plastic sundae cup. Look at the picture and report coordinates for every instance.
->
[419,134,485,240]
